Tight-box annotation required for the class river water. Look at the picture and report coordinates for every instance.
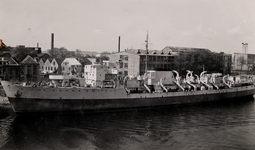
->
[1,97,255,150]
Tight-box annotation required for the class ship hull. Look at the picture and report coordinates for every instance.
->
[2,80,254,114]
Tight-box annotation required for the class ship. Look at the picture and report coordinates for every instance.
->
[1,69,255,114]
[1,34,255,114]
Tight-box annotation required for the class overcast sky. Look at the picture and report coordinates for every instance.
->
[1,0,255,54]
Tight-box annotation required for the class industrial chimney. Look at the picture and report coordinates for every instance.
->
[51,33,54,56]
[118,36,120,52]
[242,42,248,54]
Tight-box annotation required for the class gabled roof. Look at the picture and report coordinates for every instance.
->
[87,58,96,63]
[0,57,19,65]
[63,58,81,65]
[35,57,40,62]
[37,53,52,58]
[79,57,93,65]
[48,58,53,63]
[21,55,38,64]
[39,58,47,63]
[0,52,12,57]
[162,46,211,53]
[55,58,65,65]
[0,52,19,65]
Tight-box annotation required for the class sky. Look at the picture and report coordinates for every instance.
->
[1,0,255,54]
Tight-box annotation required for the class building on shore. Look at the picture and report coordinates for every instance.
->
[109,46,233,76]
[61,58,82,76]
[0,52,20,81]
[20,55,40,82]
[109,49,176,77]
[232,53,255,71]
[84,64,118,87]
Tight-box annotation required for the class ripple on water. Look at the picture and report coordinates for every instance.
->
[0,97,255,150]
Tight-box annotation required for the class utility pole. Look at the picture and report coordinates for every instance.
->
[242,42,248,71]
[145,31,149,74]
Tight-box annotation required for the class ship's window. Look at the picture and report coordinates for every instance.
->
[79,90,80,92]
[72,90,74,92]
[86,90,88,92]
[59,90,61,91]
[44,89,45,91]
[53,90,55,91]
[66,90,68,91]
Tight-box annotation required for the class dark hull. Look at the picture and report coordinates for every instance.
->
[8,86,255,114]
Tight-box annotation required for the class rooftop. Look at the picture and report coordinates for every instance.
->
[63,58,81,65]
[115,49,175,56]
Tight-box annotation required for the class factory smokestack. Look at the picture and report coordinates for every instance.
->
[118,36,120,52]
[51,33,54,56]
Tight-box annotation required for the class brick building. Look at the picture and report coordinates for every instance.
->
[109,49,175,77]
[0,52,20,81]
[20,55,40,82]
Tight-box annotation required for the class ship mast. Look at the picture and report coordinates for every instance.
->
[145,31,149,73]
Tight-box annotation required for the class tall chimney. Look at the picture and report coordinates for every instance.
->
[242,42,248,54]
[51,33,54,56]
[118,36,120,52]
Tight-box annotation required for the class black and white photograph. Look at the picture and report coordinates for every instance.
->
[1,0,255,149]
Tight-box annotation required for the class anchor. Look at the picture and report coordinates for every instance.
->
[15,90,22,97]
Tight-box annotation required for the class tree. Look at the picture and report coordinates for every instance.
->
[99,51,110,60]
[173,51,226,76]
[47,47,76,59]
[12,46,37,63]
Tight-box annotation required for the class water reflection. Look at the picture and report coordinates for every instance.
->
[1,97,255,150]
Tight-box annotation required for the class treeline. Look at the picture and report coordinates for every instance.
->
[2,46,111,64]
[47,47,110,63]
[173,51,225,76]
[3,46,38,63]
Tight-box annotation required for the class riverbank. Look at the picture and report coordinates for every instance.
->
[0,96,9,105]
[0,96,14,117]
